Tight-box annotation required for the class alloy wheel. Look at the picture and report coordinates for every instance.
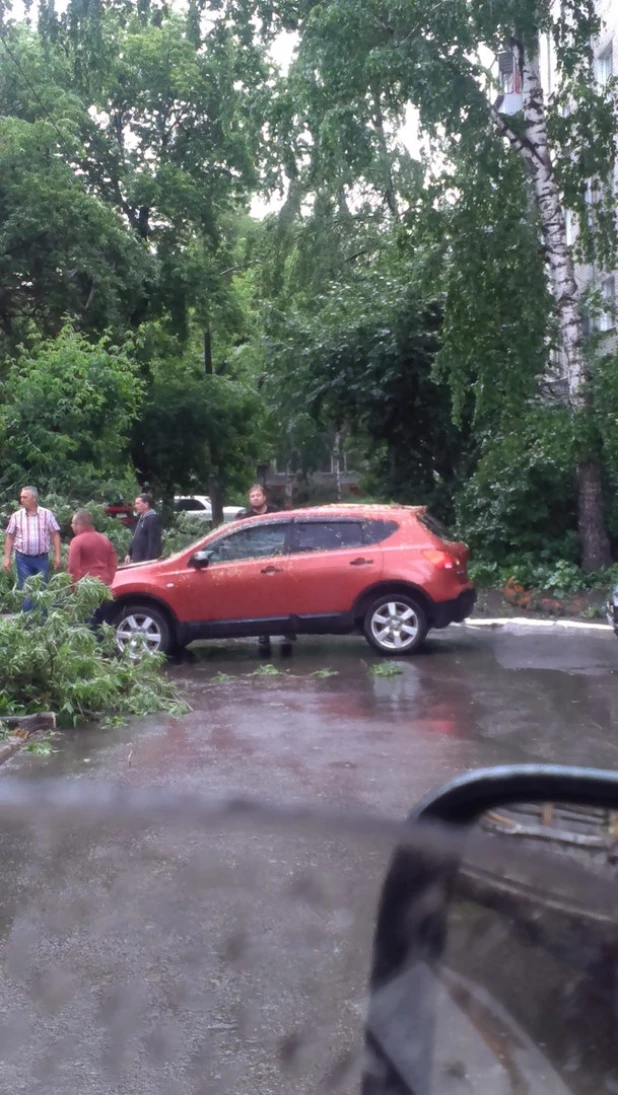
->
[370,600,420,651]
[116,612,164,654]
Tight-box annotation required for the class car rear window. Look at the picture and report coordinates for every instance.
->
[417,512,456,540]
[293,521,365,553]
[361,519,399,545]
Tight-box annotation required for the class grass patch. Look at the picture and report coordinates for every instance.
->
[24,739,56,756]
[370,662,405,677]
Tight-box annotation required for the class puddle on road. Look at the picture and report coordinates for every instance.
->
[160,637,478,745]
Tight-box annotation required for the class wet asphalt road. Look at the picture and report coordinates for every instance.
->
[0,623,617,1093]
[8,623,618,811]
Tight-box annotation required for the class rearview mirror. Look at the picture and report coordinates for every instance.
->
[364,765,618,1095]
[188,549,212,569]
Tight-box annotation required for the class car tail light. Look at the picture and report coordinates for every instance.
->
[422,549,457,570]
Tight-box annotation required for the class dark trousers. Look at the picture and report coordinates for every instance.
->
[15,552,49,611]
[89,603,111,631]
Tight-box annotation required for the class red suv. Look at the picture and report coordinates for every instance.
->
[109,504,475,656]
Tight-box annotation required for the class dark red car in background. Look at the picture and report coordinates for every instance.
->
[103,502,135,528]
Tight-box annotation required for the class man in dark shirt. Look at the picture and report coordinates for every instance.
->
[238,484,279,520]
[124,493,162,564]
[238,484,292,655]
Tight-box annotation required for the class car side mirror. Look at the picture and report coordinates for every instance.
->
[189,549,212,569]
[363,764,618,1095]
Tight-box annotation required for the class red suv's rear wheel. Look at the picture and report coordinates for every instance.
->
[363,594,428,655]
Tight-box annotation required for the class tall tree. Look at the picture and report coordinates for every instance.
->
[0,1,274,502]
[0,116,149,349]
[256,0,617,568]
[0,0,272,334]
[0,325,143,495]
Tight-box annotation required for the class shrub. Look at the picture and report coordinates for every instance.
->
[0,575,187,727]
[456,410,578,564]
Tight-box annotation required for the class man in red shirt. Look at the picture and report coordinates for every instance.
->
[68,510,117,625]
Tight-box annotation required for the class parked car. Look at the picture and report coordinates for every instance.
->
[103,502,135,528]
[173,495,243,524]
[108,503,475,656]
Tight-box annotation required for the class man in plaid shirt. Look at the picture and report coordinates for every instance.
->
[3,487,61,610]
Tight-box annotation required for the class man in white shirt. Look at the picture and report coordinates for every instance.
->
[3,487,61,610]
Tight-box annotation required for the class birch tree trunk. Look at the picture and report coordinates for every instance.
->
[491,37,611,570]
[332,428,344,502]
[284,461,295,508]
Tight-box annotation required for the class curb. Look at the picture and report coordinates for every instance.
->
[465,617,611,631]
[0,740,25,768]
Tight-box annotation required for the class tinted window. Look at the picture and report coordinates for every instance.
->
[361,519,399,544]
[293,521,364,553]
[208,523,289,563]
[418,512,455,540]
[175,499,208,512]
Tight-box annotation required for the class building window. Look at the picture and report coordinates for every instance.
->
[498,51,521,95]
[599,276,616,332]
[596,44,613,88]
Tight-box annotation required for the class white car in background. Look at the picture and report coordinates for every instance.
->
[173,495,243,524]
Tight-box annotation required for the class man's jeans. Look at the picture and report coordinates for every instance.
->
[15,552,49,611]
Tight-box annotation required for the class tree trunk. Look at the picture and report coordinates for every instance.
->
[284,461,295,509]
[492,38,611,569]
[514,41,587,401]
[0,712,56,733]
[332,428,344,501]
[578,460,611,572]
[208,470,224,527]
[372,86,399,221]
[204,326,213,375]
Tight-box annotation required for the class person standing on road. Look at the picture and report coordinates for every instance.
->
[238,484,292,656]
[238,484,279,520]
[3,487,61,610]
[124,493,162,565]
[68,509,117,585]
[68,509,118,626]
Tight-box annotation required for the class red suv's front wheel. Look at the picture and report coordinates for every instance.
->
[114,603,172,657]
[363,594,428,655]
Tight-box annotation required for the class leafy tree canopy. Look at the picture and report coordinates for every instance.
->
[0,325,143,495]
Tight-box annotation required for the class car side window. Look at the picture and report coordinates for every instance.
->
[175,499,206,512]
[292,521,365,553]
[208,523,289,563]
[361,519,399,544]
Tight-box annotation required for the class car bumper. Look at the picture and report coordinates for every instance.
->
[431,588,476,628]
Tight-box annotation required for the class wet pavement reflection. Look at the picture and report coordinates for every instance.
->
[6,624,618,813]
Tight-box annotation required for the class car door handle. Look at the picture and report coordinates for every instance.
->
[349,557,374,566]
[261,565,283,575]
